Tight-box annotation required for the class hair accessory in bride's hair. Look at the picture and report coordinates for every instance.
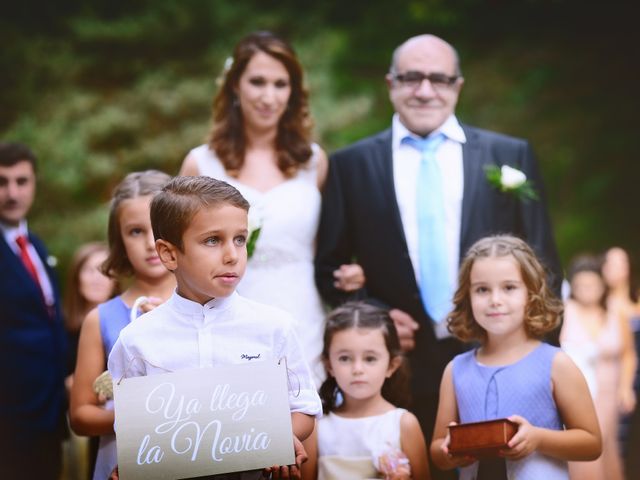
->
[223,56,234,74]
[216,56,235,87]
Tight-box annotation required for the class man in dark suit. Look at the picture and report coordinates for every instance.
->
[0,142,68,478]
[315,34,561,478]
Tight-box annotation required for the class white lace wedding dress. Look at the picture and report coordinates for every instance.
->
[189,144,327,385]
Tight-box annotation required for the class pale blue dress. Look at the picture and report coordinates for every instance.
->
[452,342,569,480]
[93,296,131,480]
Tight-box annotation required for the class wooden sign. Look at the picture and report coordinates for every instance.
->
[113,361,294,479]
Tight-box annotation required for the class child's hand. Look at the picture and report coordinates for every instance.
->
[333,263,366,292]
[139,296,163,314]
[501,414,540,460]
[292,435,308,468]
[263,435,307,479]
[264,464,301,479]
[386,468,411,480]
[108,465,119,480]
[441,422,476,468]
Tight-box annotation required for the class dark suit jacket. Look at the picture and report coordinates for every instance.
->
[315,125,562,396]
[0,232,68,443]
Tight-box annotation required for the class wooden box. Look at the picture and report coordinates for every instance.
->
[448,418,518,458]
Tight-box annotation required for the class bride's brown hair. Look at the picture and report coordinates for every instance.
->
[208,31,313,178]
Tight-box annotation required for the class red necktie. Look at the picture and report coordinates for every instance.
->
[15,235,42,288]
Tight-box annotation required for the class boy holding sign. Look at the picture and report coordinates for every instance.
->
[108,176,321,479]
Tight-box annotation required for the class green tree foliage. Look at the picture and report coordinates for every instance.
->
[1,0,638,284]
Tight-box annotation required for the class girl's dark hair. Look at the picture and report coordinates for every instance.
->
[568,254,607,309]
[208,30,313,177]
[319,302,411,413]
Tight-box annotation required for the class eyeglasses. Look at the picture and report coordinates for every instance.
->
[391,71,460,90]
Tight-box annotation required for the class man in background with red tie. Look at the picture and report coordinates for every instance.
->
[0,142,68,479]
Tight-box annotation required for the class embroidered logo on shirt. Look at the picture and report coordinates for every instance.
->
[240,353,261,361]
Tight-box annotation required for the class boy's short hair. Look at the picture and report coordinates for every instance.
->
[0,142,37,170]
[151,175,249,251]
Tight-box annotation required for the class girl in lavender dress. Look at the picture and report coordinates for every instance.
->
[431,235,601,480]
[69,171,176,480]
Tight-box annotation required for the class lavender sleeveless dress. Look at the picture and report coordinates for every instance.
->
[452,342,569,480]
[93,296,132,480]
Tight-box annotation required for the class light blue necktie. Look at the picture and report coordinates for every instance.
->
[402,133,451,323]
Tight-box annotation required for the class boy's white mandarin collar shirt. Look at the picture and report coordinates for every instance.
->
[108,290,322,417]
[169,288,236,318]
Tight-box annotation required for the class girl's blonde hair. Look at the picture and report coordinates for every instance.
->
[448,235,563,343]
[103,170,171,277]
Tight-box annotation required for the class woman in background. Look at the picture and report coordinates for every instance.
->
[602,246,640,473]
[62,242,119,480]
[64,242,119,386]
[560,255,636,480]
[602,247,637,319]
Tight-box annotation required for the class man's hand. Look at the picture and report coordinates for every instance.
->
[389,309,419,352]
[333,263,366,292]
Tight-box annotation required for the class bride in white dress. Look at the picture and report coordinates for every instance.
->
[180,31,363,385]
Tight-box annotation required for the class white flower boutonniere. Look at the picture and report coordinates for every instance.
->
[247,206,263,259]
[47,255,58,268]
[484,164,538,201]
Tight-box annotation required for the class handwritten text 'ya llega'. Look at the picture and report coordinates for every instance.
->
[137,382,271,465]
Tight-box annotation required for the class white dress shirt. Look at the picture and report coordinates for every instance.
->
[108,290,322,417]
[1,219,55,307]
[392,114,465,333]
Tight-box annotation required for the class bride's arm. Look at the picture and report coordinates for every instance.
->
[316,147,328,190]
[179,152,199,176]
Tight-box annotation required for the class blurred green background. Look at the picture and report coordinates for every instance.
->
[2,0,638,286]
